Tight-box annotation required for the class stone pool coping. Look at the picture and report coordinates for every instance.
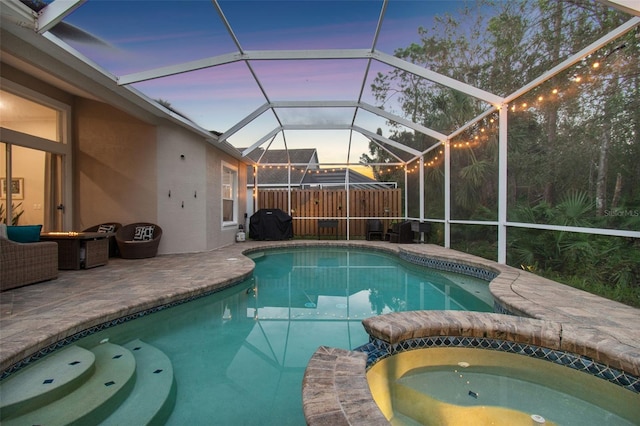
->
[1,241,638,422]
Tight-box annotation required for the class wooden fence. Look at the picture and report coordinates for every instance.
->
[257,188,402,238]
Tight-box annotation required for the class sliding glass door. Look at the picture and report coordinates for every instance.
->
[0,83,71,230]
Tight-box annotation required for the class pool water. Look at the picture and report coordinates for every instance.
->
[44,247,493,425]
[367,347,639,426]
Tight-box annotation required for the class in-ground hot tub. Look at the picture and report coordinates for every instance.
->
[302,311,640,425]
[366,347,638,425]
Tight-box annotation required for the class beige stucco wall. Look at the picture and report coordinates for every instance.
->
[156,122,208,253]
[206,143,248,250]
[74,98,158,230]
[75,100,248,253]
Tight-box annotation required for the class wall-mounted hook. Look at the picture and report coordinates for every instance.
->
[194,190,197,198]
[168,190,171,198]
[181,201,184,208]
[180,154,185,160]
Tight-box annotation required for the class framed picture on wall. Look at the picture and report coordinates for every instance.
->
[0,178,24,200]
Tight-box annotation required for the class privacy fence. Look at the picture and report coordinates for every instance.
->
[257,188,403,238]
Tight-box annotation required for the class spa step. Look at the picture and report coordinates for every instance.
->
[100,339,176,426]
[0,345,96,420]
[2,341,137,426]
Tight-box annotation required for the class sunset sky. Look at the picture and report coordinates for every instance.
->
[56,1,476,164]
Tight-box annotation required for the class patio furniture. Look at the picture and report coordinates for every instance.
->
[0,237,58,291]
[387,221,414,244]
[83,223,122,257]
[116,223,163,259]
[410,221,432,243]
[366,219,384,241]
[40,232,111,270]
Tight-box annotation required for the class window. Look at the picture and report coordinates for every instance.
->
[222,163,237,225]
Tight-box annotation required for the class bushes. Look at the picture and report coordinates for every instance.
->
[508,192,640,307]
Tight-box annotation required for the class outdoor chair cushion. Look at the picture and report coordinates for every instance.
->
[7,225,42,243]
[83,223,122,257]
[116,222,162,259]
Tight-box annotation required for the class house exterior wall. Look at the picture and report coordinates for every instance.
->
[206,144,248,249]
[76,100,248,254]
[3,67,247,254]
[74,98,158,232]
[156,122,208,253]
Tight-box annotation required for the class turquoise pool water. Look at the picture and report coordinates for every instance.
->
[52,247,494,424]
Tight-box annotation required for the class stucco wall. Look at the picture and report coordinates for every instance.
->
[206,144,248,250]
[74,98,158,231]
[75,99,247,253]
[156,122,208,253]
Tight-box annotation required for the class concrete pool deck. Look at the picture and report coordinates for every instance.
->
[1,241,639,418]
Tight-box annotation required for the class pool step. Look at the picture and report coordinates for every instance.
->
[0,345,96,420]
[0,340,176,426]
[100,339,176,426]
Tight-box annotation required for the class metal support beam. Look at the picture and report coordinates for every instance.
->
[372,51,504,105]
[352,126,422,156]
[241,127,281,157]
[218,103,271,142]
[419,156,425,239]
[497,105,508,264]
[505,17,640,103]
[36,0,85,33]
[444,138,451,248]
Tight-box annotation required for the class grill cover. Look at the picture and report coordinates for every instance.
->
[249,209,293,240]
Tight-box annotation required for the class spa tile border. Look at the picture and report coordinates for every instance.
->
[357,336,640,393]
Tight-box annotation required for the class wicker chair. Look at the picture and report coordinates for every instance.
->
[116,222,162,259]
[83,222,122,257]
[387,221,414,244]
[366,219,384,241]
[1,238,58,291]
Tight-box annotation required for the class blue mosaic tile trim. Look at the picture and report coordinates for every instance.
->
[399,252,498,282]
[493,300,515,316]
[0,281,243,381]
[359,336,640,394]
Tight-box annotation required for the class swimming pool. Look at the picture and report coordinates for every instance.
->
[1,247,493,425]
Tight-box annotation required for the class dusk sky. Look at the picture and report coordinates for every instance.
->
[56,1,481,165]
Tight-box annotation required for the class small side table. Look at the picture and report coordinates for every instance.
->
[40,232,112,270]
[410,221,432,243]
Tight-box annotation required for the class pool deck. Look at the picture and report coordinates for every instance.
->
[2,241,639,393]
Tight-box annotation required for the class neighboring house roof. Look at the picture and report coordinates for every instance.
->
[303,169,394,190]
[246,148,319,186]
[246,148,392,189]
